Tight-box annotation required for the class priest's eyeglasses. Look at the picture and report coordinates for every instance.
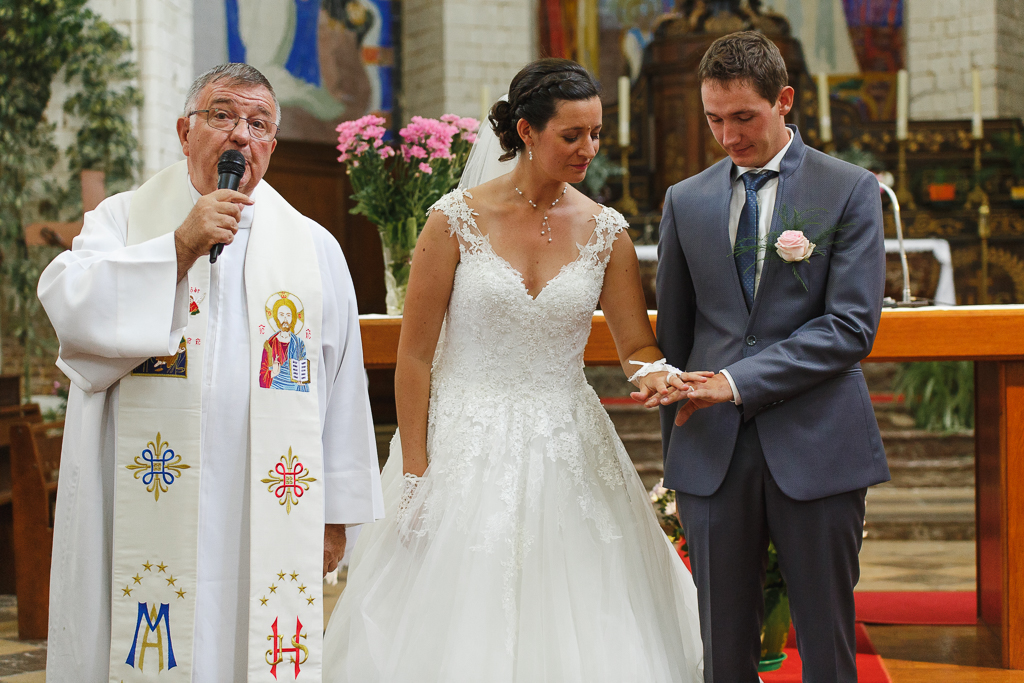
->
[188,108,278,141]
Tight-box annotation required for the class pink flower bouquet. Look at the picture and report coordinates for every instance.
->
[336,114,478,314]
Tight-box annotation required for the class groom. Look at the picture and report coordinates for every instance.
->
[652,31,889,682]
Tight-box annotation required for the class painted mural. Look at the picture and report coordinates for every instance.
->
[841,0,904,72]
[225,0,395,143]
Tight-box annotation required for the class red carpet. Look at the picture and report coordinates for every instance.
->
[854,591,977,625]
[760,624,891,682]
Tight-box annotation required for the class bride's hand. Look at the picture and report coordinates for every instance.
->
[630,371,713,408]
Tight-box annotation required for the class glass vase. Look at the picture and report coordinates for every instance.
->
[381,243,412,315]
[379,217,419,315]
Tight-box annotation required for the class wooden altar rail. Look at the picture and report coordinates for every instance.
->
[359,306,1024,669]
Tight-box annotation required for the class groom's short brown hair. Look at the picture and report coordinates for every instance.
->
[698,31,789,104]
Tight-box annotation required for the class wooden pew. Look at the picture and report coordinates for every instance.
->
[0,404,42,595]
[10,420,62,640]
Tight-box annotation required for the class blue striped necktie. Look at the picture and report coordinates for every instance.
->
[734,170,778,310]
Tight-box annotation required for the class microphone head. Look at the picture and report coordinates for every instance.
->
[217,149,246,177]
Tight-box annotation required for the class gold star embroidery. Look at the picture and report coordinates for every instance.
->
[132,574,143,585]
[277,571,286,580]
[122,585,133,597]
[306,596,315,605]
[297,584,306,594]
[157,562,167,573]
[166,575,177,586]
[290,572,298,582]
[269,584,277,594]
[142,561,153,572]
[260,596,268,606]
[175,589,186,599]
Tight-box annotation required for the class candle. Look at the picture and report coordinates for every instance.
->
[816,72,832,144]
[480,85,491,125]
[896,69,909,141]
[618,76,630,148]
[972,69,983,139]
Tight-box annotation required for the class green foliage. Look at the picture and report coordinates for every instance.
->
[572,149,624,200]
[59,15,143,208]
[894,361,974,432]
[830,147,882,172]
[987,131,1024,182]
[0,1,140,393]
[762,545,790,658]
[0,0,88,141]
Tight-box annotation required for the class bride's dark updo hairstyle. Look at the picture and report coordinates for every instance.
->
[489,58,600,162]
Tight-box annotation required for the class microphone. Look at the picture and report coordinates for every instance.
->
[210,149,246,263]
[879,181,929,308]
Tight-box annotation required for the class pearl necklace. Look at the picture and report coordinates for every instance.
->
[514,183,567,242]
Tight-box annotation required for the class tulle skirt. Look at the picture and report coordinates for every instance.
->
[322,386,704,682]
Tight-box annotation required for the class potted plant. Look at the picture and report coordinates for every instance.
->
[988,131,1024,203]
[572,149,623,204]
[920,167,971,207]
[650,481,791,671]
[893,361,974,432]
[336,114,478,314]
[926,168,957,203]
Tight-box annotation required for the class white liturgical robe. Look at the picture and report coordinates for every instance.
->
[38,176,385,682]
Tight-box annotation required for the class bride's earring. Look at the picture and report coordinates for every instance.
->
[528,148,533,161]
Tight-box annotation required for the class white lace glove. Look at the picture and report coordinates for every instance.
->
[397,472,423,526]
[627,358,684,384]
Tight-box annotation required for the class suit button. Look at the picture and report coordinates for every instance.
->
[745,335,757,346]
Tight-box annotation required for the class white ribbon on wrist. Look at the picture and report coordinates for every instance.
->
[627,358,684,384]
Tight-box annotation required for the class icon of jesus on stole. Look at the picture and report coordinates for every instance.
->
[259,292,311,392]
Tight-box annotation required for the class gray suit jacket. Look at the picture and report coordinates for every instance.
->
[656,125,890,501]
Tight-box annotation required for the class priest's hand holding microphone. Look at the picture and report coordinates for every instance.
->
[173,150,251,282]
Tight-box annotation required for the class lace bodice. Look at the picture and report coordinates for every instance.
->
[428,189,627,396]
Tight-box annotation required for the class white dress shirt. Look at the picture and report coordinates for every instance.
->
[721,129,794,404]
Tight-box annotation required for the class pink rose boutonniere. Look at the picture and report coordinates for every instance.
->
[732,206,844,290]
[774,230,816,262]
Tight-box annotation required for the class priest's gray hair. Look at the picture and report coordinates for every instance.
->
[184,63,282,125]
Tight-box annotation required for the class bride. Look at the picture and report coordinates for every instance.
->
[323,58,705,682]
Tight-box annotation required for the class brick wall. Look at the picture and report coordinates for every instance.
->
[402,0,446,119]
[402,0,535,122]
[906,0,1023,120]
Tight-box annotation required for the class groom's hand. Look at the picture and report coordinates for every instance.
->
[630,371,712,408]
[324,524,347,577]
[674,373,735,426]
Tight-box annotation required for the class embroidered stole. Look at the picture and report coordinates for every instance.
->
[109,160,324,682]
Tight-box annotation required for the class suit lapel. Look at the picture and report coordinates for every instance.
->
[710,161,749,313]
[749,125,807,321]
[748,177,784,320]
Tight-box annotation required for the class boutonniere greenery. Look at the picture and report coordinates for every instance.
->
[732,206,845,290]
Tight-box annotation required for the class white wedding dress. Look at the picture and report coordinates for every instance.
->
[322,189,704,682]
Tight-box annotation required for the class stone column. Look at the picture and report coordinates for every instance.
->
[995,0,1024,118]
[906,0,1024,120]
[402,0,536,122]
[85,0,194,181]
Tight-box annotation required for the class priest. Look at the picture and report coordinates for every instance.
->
[38,63,385,682]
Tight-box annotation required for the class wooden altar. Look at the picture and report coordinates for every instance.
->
[359,305,1024,669]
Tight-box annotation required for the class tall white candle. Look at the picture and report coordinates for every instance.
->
[896,69,909,141]
[618,76,630,148]
[972,69,983,139]
[480,85,491,125]
[816,72,832,144]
